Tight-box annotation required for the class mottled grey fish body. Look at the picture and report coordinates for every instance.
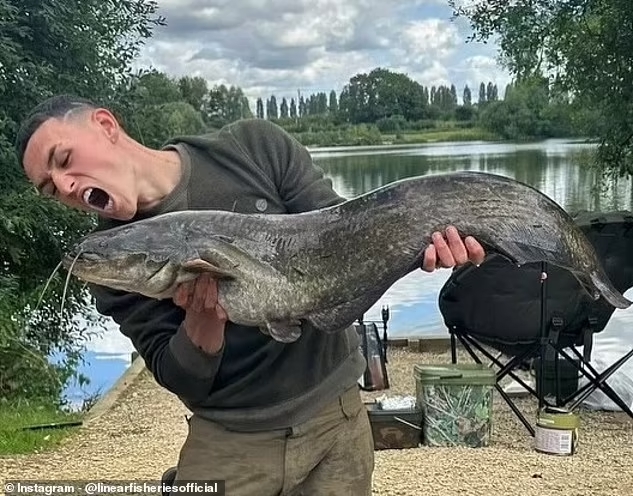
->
[63,171,631,343]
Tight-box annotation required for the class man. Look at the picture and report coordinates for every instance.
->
[17,95,485,495]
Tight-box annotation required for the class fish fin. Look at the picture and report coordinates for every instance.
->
[181,259,236,279]
[491,240,549,266]
[493,240,633,310]
[306,288,388,333]
[262,320,303,343]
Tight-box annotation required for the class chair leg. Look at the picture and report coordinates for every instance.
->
[563,347,633,418]
[495,382,536,436]
[450,332,457,364]
[461,338,546,402]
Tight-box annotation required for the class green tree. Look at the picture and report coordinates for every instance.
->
[280,97,289,119]
[486,82,495,103]
[120,70,207,147]
[178,76,209,113]
[450,0,633,178]
[308,95,317,115]
[478,82,487,105]
[126,100,207,149]
[450,85,458,106]
[267,95,278,119]
[338,67,427,123]
[317,92,328,114]
[329,90,338,114]
[463,85,472,106]
[0,0,164,405]
[206,84,252,127]
[133,71,182,105]
[478,76,573,139]
[299,96,307,118]
[290,98,297,119]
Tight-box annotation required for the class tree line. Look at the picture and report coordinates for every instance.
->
[125,63,584,146]
[256,76,500,122]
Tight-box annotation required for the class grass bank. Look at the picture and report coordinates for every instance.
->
[0,401,84,455]
[384,127,500,144]
[290,123,501,148]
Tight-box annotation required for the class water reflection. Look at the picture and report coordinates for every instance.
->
[311,139,633,390]
[312,139,633,214]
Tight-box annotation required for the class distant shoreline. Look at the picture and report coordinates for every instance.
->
[296,128,597,150]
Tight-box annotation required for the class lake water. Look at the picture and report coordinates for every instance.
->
[64,138,633,411]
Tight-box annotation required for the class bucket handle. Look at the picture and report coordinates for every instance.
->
[423,372,464,380]
[393,416,422,430]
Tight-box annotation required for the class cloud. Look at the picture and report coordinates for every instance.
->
[134,0,512,107]
[400,19,461,62]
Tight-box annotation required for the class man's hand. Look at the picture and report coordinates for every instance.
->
[173,273,228,355]
[422,225,485,272]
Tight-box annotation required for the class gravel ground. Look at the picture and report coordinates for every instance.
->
[1,347,633,495]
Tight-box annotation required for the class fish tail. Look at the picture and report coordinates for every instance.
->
[589,270,632,309]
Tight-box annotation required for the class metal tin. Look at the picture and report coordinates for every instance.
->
[535,406,579,456]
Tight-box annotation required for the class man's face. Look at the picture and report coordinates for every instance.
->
[22,109,138,221]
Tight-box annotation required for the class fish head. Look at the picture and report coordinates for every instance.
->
[62,221,194,299]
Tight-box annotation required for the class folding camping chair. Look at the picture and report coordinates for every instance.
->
[437,210,633,436]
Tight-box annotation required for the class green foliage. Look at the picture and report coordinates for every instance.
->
[478,76,575,140]
[376,115,408,133]
[178,76,209,113]
[450,0,633,179]
[419,384,494,448]
[257,66,582,142]
[0,187,97,403]
[293,124,383,147]
[0,0,164,407]
[338,68,433,123]
[205,84,253,128]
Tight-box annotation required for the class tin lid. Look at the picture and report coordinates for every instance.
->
[537,406,580,429]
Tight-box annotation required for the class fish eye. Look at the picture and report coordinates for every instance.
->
[99,240,108,248]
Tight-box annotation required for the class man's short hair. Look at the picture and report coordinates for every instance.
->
[15,94,97,166]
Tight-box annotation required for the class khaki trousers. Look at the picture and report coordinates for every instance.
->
[174,385,375,496]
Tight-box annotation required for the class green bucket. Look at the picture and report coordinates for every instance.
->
[414,363,496,448]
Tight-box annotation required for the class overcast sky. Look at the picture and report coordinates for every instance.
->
[134,0,512,106]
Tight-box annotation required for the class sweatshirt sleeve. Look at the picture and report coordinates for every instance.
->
[227,119,347,212]
[89,283,223,403]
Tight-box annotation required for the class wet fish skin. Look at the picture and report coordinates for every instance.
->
[62,171,632,343]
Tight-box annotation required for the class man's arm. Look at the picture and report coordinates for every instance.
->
[89,283,223,403]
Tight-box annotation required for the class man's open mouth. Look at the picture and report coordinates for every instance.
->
[83,188,112,210]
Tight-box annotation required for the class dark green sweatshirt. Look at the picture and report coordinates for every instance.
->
[89,118,366,432]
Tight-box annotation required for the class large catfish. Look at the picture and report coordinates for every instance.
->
[62,171,632,342]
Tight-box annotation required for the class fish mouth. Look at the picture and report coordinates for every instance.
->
[62,250,101,270]
[82,187,113,212]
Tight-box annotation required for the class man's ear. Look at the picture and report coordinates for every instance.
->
[93,108,120,144]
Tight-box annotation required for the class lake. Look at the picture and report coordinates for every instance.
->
[64,138,633,411]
